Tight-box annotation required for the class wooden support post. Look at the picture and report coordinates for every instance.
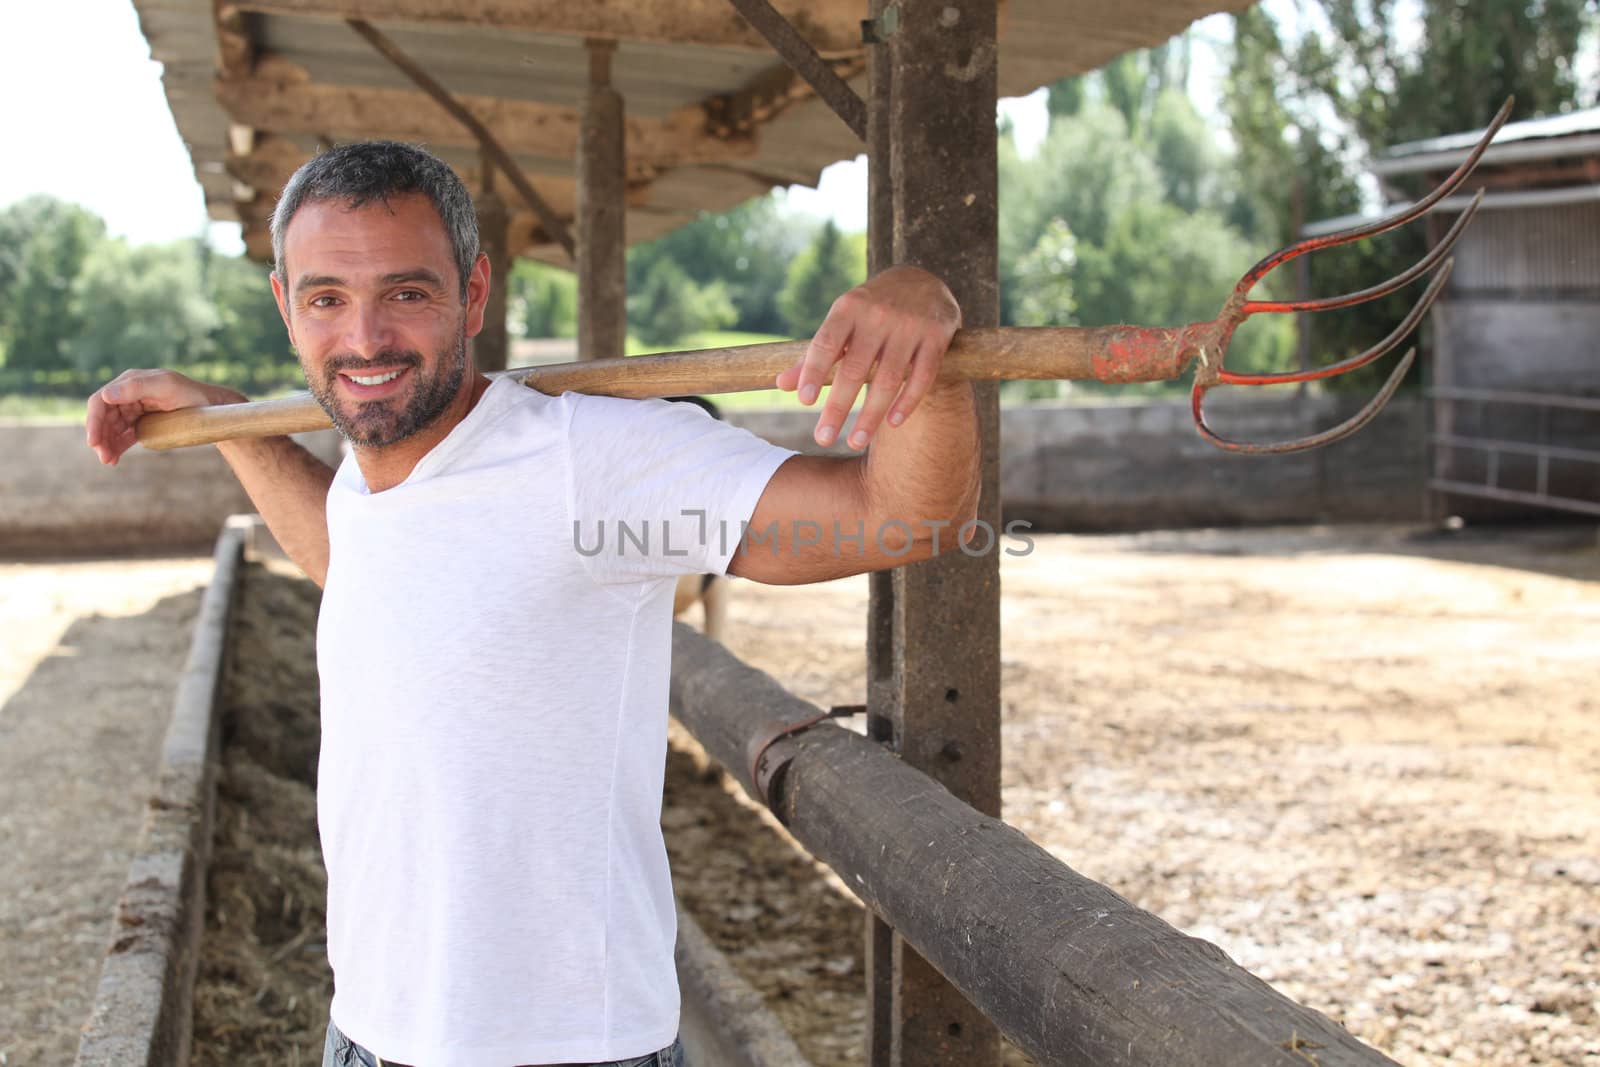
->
[866,2,1003,1065]
[578,39,627,362]
[863,0,897,1060]
[474,157,511,372]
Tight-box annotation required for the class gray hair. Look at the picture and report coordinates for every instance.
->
[270,141,480,299]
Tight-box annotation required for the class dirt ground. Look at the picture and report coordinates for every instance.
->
[5,524,1596,1065]
[0,556,213,1066]
[677,523,1600,1066]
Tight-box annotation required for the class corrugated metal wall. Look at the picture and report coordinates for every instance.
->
[1432,196,1600,518]
[1446,201,1600,296]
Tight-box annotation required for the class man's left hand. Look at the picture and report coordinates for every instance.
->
[774,265,962,450]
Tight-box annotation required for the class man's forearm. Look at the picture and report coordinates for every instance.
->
[859,379,982,547]
[218,436,335,586]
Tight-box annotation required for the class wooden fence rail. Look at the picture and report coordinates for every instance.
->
[668,623,1399,1067]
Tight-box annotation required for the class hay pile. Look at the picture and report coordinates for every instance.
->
[191,561,330,1064]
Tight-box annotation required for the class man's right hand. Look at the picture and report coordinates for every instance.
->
[86,370,246,466]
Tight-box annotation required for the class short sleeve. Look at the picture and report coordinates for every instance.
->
[561,393,797,585]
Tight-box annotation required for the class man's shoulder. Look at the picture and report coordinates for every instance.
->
[563,391,720,431]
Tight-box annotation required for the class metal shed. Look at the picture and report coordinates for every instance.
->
[1374,108,1600,518]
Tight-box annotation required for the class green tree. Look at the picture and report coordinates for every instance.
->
[1101,52,1154,133]
[1223,0,1596,391]
[999,103,1165,326]
[627,257,738,347]
[0,196,106,371]
[1148,88,1217,214]
[1011,218,1078,328]
[1001,93,1293,389]
[777,219,866,336]
[1310,0,1596,150]
[206,253,292,369]
[627,195,808,335]
[1046,75,1086,120]
[507,259,577,338]
[67,239,219,374]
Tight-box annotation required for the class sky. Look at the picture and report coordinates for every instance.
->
[0,0,241,251]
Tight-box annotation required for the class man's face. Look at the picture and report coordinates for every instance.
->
[270,194,487,448]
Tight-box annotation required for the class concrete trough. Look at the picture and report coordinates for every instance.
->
[75,517,253,1067]
[72,514,810,1067]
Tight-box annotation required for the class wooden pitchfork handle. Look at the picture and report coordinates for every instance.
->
[133,101,1509,457]
[134,326,1173,451]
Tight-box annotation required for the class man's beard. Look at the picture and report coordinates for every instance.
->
[305,331,469,448]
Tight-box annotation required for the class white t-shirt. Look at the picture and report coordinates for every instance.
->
[315,377,795,1066]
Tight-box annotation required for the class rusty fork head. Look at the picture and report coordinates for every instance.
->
[1185,97,1515,455]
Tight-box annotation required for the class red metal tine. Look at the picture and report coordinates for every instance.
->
[1193,348,1417,456]
[1230,97,1513,302]
[1187,98,1514,454]
[1236,192,1479,324]
[1224,257,1455,388]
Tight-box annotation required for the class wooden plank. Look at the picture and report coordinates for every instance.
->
[221,132,656,261]
[668,625,1403,1067]
[221,0,867,55]
[702,59,866,142]
[215,3,256,79]
[213,55,758,170]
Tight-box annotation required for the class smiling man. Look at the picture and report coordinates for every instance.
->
[85,141,979,1067]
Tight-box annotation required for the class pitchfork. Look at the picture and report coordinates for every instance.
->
[135,100,1512,457]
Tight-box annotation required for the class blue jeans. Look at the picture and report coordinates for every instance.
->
[321,1020,686,1067]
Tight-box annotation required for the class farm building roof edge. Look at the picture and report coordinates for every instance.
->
[129,0,1255,265]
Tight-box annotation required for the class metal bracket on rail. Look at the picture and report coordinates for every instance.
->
[745,704,865,818]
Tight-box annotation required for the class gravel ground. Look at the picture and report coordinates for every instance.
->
[674,523,1600,1066]
[6,524,1596,1066]
[0,556,213,1066]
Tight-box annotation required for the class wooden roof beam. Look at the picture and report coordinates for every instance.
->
[724,0,865,140]
[235,206,579,269]
[347,17,576,259]
[214,55,759,172]
[215,3,257,78]
[225,134,653,215]
[223,132,658,267]
[219,0,865,56]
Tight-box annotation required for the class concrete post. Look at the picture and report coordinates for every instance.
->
[863,0,899,1061]
[866,1,1003,1064]
[578,38,626,362]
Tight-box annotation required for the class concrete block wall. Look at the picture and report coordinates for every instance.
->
[0,423,342,555]
[1,397,1429,556]
[727,393,1430,532]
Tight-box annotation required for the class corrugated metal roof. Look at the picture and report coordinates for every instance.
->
[131,0,1255,264]
[1383,106,1600,160]
[1374,107,1600,178]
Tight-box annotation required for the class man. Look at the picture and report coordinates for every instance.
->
[85,141,979,1067]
